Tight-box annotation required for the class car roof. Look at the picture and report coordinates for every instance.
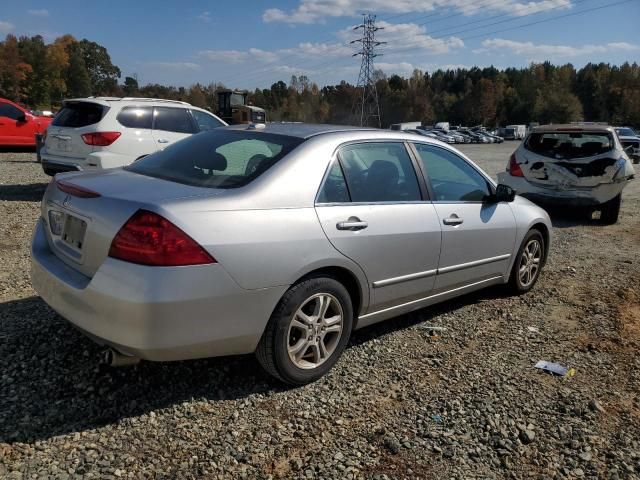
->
[224,123,378,139]
[532,123,614,133]
[63,97,192,107]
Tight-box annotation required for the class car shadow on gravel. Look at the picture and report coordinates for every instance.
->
[544,207,608,228]
[0,287,509,444]
[0,146,36,153]
[0,183,48,202]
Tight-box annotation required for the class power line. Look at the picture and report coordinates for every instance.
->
[322,0,633,76]
[222,0,630,88]
[352,14,385,127]
[217,0,522,86]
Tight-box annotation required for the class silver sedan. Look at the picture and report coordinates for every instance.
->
[31,124,552,384]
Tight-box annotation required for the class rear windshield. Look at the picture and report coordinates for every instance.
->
[52,102,106,128]
[525,132,614,159]
[615,127,637,137]
[126,130,304,188]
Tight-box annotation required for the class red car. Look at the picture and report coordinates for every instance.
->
[0,98,53,146]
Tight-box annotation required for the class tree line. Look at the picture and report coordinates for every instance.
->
[1,33,639,128]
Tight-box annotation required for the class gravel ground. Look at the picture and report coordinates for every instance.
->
[1,143,639,479]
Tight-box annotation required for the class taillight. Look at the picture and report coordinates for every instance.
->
[81,132,121,146]
[508,153,524,177]
[108,210,216,267]
[56,179,101,198]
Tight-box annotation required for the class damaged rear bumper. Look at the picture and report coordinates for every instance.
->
[497,173,631,207]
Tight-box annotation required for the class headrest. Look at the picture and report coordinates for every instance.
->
[197,152,227,171]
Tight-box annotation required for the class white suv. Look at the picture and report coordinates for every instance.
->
[41,97,227,175]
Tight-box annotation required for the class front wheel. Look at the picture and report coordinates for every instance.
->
[508,229,545,294]
[256,277,353,385]
[600,194,621,225]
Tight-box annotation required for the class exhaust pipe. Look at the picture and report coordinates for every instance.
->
[101,348,141,367]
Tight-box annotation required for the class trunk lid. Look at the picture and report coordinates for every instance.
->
[41,169,225,278]
[44,100,109,161]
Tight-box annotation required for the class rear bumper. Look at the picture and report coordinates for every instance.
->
[41,160,80,175]
[30,219,286,361]
[497,172,629,207]
[40,149,137,173]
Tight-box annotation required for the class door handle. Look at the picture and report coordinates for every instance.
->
[157,139,170,144]
[337,217,368,231]
[443,215,463,226]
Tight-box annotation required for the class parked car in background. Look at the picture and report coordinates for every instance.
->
[31,124,551,384]
[428,129,456,144]
[40,97,227,176]
[498,127,517,140]
[459,128,489,143]
[435,121,450,132]
[405,129,441,141]
[390,121,421,131]
[0,97,53,146]
[614,126,640,164]
[498,124,635,224]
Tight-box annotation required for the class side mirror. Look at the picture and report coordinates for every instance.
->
[495,184,516,202]
[16,113,27,123]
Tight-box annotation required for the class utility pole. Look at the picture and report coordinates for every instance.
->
[351,14,385,128]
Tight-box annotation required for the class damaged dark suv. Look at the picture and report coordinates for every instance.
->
[498,124,635,224]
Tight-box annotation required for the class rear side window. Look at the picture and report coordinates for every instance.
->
[317,161,350,203]
[191,110,224,131]
[126,130,303,188]
[52,102,105,127]
[525,132,614,159]
[153,107,197,134]
[117,107,153,129]
[338,142,422,203]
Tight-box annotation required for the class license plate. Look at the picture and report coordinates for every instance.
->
[56,137,70,152]
[62,215,87,250]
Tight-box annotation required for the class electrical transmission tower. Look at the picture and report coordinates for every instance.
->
[351,14,385,127]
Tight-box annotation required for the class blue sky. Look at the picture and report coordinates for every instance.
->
[2,0,639,89]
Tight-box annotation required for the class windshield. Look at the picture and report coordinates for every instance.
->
[126,130,303,188]
[230,93,245,106]
[525,131,614,159]
[616,127,637,137]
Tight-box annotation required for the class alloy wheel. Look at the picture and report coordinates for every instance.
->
[287,293,344,369]
[519,239,542,287]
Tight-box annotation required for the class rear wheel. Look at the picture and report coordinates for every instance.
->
[600,194,621,225]
[508,229,544,294]
[256,277,353,385]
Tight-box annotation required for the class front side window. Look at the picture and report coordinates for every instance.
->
[153,107,197,134]
[338,142,422,203]
[414,144,490,202]
[126,130,303,189]
[0,103,23,120]
[191,110,225,131]
[117,106,153,129]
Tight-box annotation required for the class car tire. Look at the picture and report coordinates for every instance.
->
[600,194,621,225]
[256,276,354,385]
[508,229,545,294]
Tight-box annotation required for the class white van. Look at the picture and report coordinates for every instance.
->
[41,97,227,175]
